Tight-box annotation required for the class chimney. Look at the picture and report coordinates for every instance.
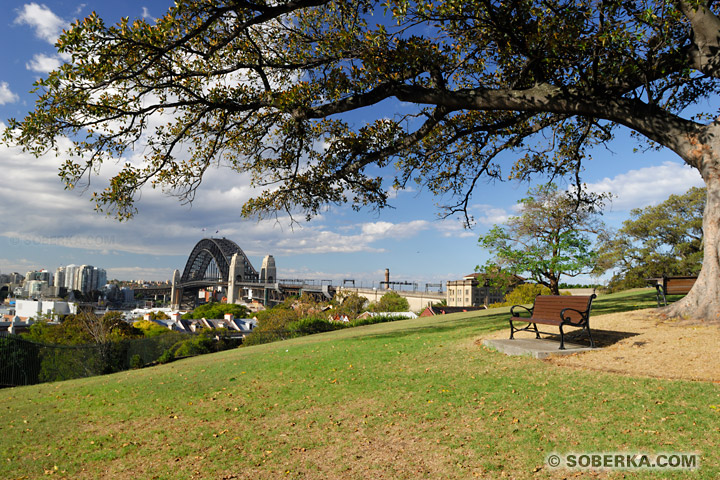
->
[224,313,234,322]
[385,268,390,290]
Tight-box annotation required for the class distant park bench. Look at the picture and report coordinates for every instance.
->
[650,276,697,307]
[509,294,597,350]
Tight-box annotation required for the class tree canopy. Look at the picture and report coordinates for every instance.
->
[23,311,141,345]
[5,0,720,319]
[596,186,705,291]
[370,290,410,312]
[479,183,607,295]
[182,302,250,320]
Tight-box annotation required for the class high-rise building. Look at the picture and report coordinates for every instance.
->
[64,264,78,290]
[81,265,104,293]
[54,266,65,289]
[120,287,134,304]
[2,272,25,285]
[25,280,48,297]
[58,264,108,293]
[24,270,52,287]
[96,268,107,289]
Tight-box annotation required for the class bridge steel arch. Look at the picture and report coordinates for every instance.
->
[180,238,258,283]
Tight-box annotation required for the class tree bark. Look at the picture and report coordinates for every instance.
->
[665,124,720,321]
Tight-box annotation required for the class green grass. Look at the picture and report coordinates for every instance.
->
[0,289,717,479]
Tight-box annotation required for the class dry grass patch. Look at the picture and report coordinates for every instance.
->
[480,308,720,382]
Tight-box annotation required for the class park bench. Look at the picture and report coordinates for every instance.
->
[651,275,697,307]
[509,294,597,350]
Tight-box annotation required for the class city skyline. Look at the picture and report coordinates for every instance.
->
[0,1,707,286]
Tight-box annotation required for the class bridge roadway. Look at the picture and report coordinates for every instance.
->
[136,279,335,309]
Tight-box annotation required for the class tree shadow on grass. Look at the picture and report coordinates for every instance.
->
[591,290,660,315]
[339,313,509,343]
[539,329,641,348]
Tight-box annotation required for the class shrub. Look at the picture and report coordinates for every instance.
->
[288,316,345,335]
[157,349,175,364]
[490,283,561,308]
[130,354,144,369]
[350,314,410,327]
[173,334,214,358]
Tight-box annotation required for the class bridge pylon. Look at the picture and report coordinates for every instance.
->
[228,253,241,304]
[170,269,181,309]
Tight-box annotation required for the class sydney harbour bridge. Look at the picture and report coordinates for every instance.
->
[158,238,335,309]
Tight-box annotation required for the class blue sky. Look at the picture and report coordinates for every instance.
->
[0,1,706,287]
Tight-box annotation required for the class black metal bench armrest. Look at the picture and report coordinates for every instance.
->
[560,307,589,326]
[510,304,533,317]
[654,284,667,307]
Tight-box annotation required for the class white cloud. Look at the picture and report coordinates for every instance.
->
[141,7,156,22]
[360,220,430,238]
[26,53,62,73]
[14,3,68,44]
[584,161,704,211]
[479,207,511,226]
[0,257,39,274]
[436,218,477,238]
[0,82,19,105]
[267,219,431,256]
[467,204,511,226]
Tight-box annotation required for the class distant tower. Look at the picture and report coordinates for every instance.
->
[385,268,390,290]
[260,255,276,284]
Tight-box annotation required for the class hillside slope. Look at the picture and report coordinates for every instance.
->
[1,291,717,479]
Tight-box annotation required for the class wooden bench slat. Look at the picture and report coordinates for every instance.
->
[652,276,697,306]
[666,278,696,294]
[532,296,592,323]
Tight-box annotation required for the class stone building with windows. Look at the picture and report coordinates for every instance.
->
[446,273,523,307]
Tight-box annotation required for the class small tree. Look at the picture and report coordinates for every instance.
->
[596,187,704,291]
[147,311,170,321]
[370,291,410,312]
[479,184,607,295]
[78,311,140,344]
[133,319,172,337]
[290,293,323,318]
[335,292,368,319]
[243,306,300,346]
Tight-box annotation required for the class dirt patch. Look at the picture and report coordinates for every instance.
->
[480,308,720,382]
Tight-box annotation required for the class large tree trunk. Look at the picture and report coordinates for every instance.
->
[665,127,720,321]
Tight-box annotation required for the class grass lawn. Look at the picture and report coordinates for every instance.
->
[0,289,717,479]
